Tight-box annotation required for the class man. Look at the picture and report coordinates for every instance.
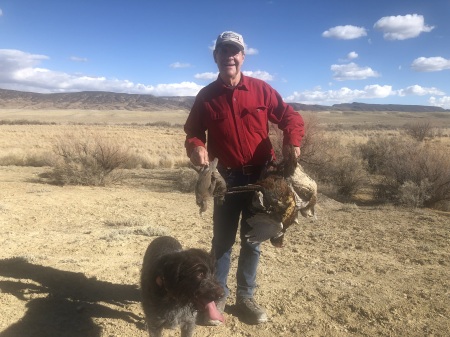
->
[184,31,305,325]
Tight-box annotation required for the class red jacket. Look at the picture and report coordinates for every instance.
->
[184,74,305,168]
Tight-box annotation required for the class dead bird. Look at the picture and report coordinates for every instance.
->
[192,158,227,214]
[227,145,317,247]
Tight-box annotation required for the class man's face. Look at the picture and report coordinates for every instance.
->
[214,44,245,81]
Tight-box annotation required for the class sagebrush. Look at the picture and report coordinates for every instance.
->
[50,133,132,186]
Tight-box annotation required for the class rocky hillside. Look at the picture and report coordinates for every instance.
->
[0,89,195,111]
[0,88,448,112]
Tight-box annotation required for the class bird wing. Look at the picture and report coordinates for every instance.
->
[287,164,318,218]
[245,213,283,244]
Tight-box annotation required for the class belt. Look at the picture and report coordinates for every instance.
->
[222,164,263,176]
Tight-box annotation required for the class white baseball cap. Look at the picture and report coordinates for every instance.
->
[215,31,245,52]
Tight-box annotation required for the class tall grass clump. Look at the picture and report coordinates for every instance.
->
[0,151,53,167]
[50,132,133,186]
[360,135,450,207]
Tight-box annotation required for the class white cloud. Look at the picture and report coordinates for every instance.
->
[364,84,393,98]
[285,85,393,104]
[0,8,3,16]
[322,25,367,40]
[243,70,274,81]
[331,62,380,81]
[429,96,450,109]
[347,51,358,60]
[285,84,447,105]
[0,49,49,70]
[0,49,203,96]
[245,47,259,55]
[339,51,358,62]
[169,62,192,69]
[411,57,450,72]
[194,72,218,80]
[70,56,88,62]
[373,14,434,40]
[398,85,445,96]
[141,82,203,96]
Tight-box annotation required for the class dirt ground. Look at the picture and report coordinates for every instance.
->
[0,165,449,337]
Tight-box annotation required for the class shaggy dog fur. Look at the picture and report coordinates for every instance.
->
[140,236,224,337]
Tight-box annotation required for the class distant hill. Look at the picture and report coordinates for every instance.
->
[288,102,449,113]
[0,89,195,111]
[0,88,448,112]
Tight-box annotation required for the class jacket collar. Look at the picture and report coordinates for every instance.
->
[215,73,249,91]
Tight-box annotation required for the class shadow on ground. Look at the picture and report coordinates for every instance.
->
[0,258,143,337]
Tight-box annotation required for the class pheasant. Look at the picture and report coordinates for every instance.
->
[227,145,317,247]
[192,147,317,246]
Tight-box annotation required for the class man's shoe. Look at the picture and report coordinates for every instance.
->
[197,297,226,326]
[235,297,268,325]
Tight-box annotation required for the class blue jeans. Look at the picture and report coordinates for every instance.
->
[212,168,262,299]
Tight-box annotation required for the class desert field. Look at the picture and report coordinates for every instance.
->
[0,109,449,337]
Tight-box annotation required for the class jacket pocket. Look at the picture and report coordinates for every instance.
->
[244,106,268,133]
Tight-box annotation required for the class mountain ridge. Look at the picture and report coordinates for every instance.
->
[0,88,448,112]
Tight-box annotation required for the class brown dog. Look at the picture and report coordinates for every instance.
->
[140,236,224,337]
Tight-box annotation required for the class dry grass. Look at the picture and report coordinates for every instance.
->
[0,123,190,169]
[1,109,449,208]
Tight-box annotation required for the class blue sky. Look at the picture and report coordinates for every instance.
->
[1,0,450,108]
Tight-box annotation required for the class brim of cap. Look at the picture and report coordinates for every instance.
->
[216,41,244,51]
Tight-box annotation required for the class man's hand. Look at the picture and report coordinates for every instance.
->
[190,146,209,166]
[282,145,301,159]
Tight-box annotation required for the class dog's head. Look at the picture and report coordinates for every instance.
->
[158,248,224,309]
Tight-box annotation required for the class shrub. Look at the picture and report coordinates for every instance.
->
[297,113,330,166]
[403,121,435,141]
[328,154,368,198]
[360,135,450,207]
[174,167,198,193]
[398,179,433,208]
[309,146,368,199]
[50,132,132,186]
[270,114,368,199]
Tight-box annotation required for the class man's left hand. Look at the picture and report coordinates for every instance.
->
[282,145,301,159]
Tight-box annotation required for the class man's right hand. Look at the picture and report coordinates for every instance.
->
[190,146,209,166]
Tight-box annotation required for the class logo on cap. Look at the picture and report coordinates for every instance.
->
[216,31,245,51]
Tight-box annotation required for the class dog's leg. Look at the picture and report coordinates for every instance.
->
[180,321,195,337]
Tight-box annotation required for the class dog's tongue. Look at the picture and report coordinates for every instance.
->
[205,301,224,322]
